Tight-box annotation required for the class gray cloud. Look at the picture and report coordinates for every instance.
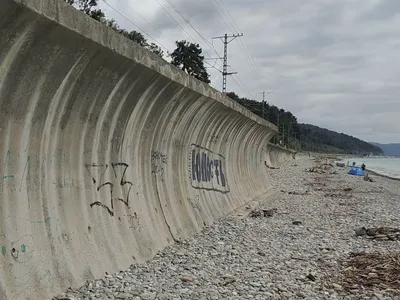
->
[359,0,400,21]
[99,0,400,143]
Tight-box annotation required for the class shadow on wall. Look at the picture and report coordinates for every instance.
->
[0,0,294,299]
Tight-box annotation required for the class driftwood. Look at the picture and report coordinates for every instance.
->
[340,252,400,295]
[305,167,326,174]
[249,208,277,218]
[355,227,400,240]
[264,161,280,169]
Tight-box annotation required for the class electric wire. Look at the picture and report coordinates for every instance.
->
[209,0,264,79]
[102,0,252,98]
[163,0,222,61]
[100,0,169,52]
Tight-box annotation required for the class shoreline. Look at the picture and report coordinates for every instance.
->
[333,156,400,181]
[366,168,400,181]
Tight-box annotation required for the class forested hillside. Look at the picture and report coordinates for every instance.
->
[297,124,383,155]
[227,92,383,155]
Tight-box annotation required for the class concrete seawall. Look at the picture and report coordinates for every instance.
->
[0,0,294,298]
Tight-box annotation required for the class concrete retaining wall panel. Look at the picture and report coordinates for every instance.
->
[0,0,295,298]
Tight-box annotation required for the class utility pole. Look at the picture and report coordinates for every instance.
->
[261,91,272,119]
[277,112,280,143]
[256,91,272,119]
[262,91,265,119]
[212,33,243,93]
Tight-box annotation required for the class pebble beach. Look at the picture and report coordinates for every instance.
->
[56,156,400,300]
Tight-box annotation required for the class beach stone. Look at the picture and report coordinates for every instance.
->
[296,291,306,298]
[331,283,343,290]
[139,292,156,300]
[180,275,195,282]
[53,157,400,300]
[355,227,367,236]
[250,282,261,288]
[116,293,131,299]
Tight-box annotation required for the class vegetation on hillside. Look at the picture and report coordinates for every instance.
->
[63,0,383,155]
[297,124,383,155]
[226,93,383,155]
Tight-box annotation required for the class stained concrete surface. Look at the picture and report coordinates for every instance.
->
[0,0,294,298]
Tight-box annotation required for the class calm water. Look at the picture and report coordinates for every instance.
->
[344,157,400,179]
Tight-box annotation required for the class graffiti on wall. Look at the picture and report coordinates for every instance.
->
[151,151,167,181]
[0,210,66,292]
[188,144,229,193]
[2,150,15,180]
[0,150,30,192]
[85,162,132,216]
[0,150,90,192]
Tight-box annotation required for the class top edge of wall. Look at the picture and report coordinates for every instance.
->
[268,142,297,154]
[11,0,278,133]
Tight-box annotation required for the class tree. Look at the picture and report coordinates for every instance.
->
[63,0,163,58]
[148,43,164,58]
[120,30,147,47]
[75,0,105,21]
[119,30,164,57]
[170,40,210,83]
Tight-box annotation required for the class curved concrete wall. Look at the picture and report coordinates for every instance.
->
[266,143,296,168]
[0,0,293,298]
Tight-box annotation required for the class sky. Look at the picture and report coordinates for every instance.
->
[97,0,400,143]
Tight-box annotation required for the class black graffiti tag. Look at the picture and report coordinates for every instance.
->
[189,144,229,193]
[85,163,132,216]
[151,151,167,181]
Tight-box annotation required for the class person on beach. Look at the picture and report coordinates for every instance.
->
[361,163,366,171]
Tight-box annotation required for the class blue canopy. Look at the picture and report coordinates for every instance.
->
[348,167,365,176]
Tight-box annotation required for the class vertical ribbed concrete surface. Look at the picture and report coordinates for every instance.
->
[0,0,295,298]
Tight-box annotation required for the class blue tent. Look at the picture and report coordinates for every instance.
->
[348,167,365,176]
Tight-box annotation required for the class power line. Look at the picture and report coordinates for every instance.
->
[231,75,252,99]
[215,0,241,33]
[154,0,197,45]
[104,0,255,97]
[204,60,222,73]
[208,0,236,32]
[142,0,224,71]
[163,0,223,62]
[116,0,175,46]
[210,0,264,80]
[100,0,169,52]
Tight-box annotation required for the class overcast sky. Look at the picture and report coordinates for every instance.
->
[98,0,400,143]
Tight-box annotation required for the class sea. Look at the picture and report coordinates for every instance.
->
[343,157,400,180]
